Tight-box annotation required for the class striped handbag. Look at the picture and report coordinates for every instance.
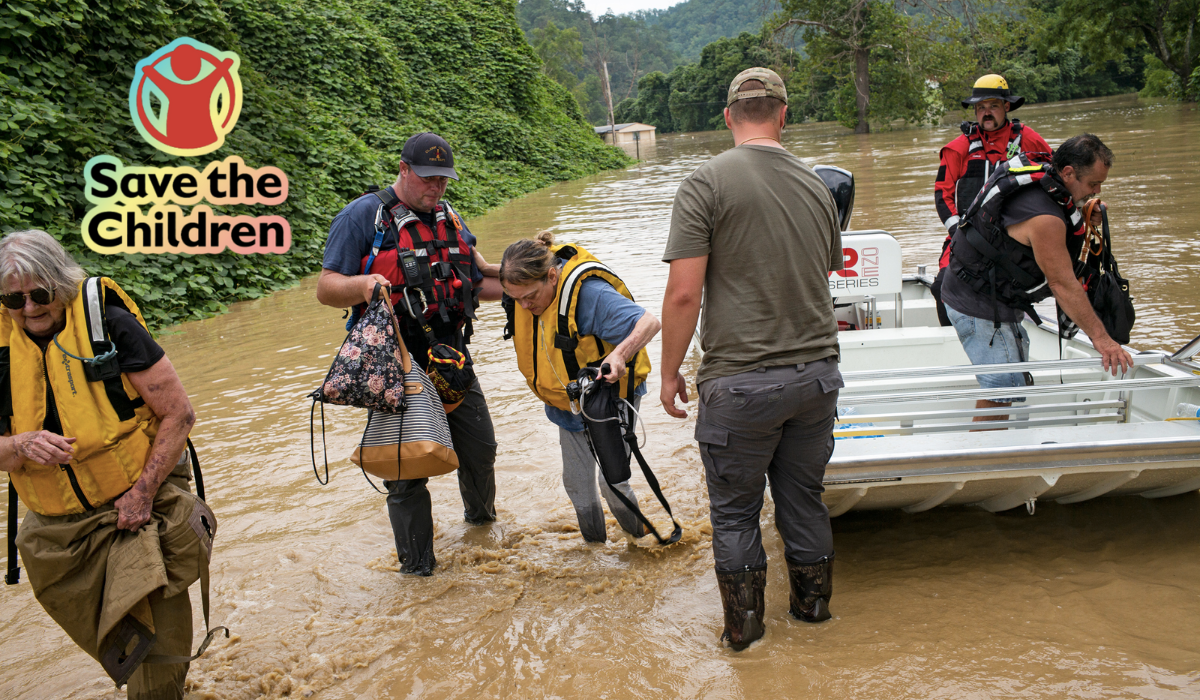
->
[350,363,459,481]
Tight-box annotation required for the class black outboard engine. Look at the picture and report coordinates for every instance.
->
[813,165,855,232]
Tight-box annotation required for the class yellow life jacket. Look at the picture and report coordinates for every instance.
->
[1,278,158,516]
[509,244,652,411]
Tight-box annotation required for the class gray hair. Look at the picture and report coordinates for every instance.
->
[0,230,88,301]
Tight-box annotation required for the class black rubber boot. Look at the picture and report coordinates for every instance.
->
[787,553,834,622]
[715,567,766,651]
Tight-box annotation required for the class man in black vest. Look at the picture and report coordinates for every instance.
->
[941,134,1132,425]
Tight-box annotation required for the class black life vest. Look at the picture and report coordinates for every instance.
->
[948,155,1087,325]
[353,189,478,351]
[954,119,1038,214]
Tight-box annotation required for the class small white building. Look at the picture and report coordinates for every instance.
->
[594,122,657,146]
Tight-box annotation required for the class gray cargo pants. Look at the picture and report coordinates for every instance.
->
[695,358,842,573]
[558,395,645,542]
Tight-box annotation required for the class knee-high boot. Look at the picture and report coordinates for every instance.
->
[787,553,834,622]
[715,567,766,651]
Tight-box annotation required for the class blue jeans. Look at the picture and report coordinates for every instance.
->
[945,305,1030,403]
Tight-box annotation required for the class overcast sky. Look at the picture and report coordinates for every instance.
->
[580,0,680,16]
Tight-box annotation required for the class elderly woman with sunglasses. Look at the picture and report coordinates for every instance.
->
[0,230,217,699]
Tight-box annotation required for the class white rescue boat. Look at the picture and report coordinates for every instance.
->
[825,228,1200,515]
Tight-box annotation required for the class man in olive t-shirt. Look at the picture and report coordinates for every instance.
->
[659,67,845,652]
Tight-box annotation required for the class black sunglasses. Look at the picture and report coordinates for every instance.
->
[1,287,56,309]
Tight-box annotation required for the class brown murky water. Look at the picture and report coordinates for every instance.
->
[3,94,1199,698]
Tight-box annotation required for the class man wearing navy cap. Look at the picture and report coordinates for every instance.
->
[317,133,502,576]
[932,74,1052,325]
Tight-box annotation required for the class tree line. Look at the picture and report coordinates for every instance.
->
[517,0,765,125]
[532,0,1197,134]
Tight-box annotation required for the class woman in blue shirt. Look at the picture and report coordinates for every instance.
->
[500,232,660,542]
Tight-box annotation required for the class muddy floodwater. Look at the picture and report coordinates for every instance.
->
[3,94,1199,698]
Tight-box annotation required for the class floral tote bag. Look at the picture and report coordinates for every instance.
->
[309,287,457,484]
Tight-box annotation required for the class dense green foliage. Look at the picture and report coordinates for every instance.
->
[615,33,799,132]
[969,1,1147,104]
[774,0,1164,131]
[636,0,777,61]
[518,0,678,124]
[616,0,1159,135]
[1040,0,1198,100]
[0,0,629,329]
[776,0,975,132]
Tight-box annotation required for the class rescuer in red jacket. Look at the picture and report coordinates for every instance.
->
[931,74,1052,325]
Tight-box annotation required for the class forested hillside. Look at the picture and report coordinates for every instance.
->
[518,0,678,124]
[637,0,775,61]
[517,0,770,125]
[616,0,1165,135]
[0,0,628,328]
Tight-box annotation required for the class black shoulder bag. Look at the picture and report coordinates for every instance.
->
[1088,205,1135,345]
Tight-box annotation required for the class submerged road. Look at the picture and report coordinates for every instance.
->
[2,93,1198,698]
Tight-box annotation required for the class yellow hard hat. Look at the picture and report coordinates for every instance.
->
[962,73,1024,111]
[974,74,1009,90]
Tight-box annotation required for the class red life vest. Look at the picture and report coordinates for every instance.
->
[935,119,1052,267]
[357,190,477,344]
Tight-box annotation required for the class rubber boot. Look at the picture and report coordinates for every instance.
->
[787,553,834,622]
[715,567,766,651]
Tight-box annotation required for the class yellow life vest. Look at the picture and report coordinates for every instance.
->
[2,278,158,516]
[510,244,652,411]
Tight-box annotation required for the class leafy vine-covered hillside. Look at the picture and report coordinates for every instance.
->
[0,0,629,328]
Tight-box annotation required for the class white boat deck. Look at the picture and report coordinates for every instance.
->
[814,231,1200,515]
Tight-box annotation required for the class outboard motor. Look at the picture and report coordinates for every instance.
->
[813,165,855,232]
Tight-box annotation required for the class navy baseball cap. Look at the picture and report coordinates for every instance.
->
[401,132,458,180]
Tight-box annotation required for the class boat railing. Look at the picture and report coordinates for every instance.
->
[1170,332,1200,366]
[841,353,1166,383]
[836,353,1200,437]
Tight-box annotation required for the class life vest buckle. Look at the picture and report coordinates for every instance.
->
[373,203,388,234]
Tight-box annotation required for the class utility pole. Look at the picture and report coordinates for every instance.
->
[602,61,616,143]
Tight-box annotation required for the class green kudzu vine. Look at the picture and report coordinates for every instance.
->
[0,0,630,329]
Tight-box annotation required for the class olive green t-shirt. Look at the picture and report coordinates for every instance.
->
[663,144,843,384]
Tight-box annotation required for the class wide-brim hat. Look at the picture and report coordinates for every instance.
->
[961,74,1025,111]
[401,132,459,180]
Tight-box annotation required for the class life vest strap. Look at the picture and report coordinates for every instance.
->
[80,278,144,421]
[961,224,1041,290]
[584,392,682,546]
[555,259,619,382]
[5,482,18,585]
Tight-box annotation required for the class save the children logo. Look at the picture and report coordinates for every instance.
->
[80,37,290,255]
[129,38,242,156]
